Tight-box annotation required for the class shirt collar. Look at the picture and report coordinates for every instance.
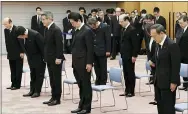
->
[159,35,167,47]
[76,23,84,30]
[9,24,13,31]
[125,22,130,29]
[184,25,188,32]
[25,29,28,35]
[48,21,54,29]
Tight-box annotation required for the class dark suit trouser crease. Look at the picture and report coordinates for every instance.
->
[94,54,107,85]
[47,62,62,101]
[9,58,23,88]
[73,66,92,111]
[111,36,120,58]
[122,57,136,94]
[29,63,45,93]
[155,86,176,114]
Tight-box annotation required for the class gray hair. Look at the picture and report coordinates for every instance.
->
[150,24,166,34]
[41,11,53,19]
[87,17,98,25]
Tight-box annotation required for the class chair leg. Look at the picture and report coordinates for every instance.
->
[72,84,79,104]
[138,78,152,97]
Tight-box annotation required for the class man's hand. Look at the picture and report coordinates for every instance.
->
[86,64,92,72]
[106,52,110,57]
[170,83,177,92]
[20,53,24,59]
[149,60,155,67]
[55,59,62,65]
[132,57,137,63]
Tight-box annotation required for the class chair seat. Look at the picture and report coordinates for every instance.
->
[63,79,77,84]
[175,103,188,112]
[135,74,153,79]
[92,85,115,91]
[22,68,30,73]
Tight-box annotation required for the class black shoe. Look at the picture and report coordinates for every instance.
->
[126,93,135,97]
[31,93,40,98]
[11,87,20,90]
[77,110,90,114]
[149,101,157,105]
[119,93,128,96]
[6,86,12,89]
[71,108,82,113]
[179,87,186,90]
[47,100,60,106]
[146,81,154,85]
[185,88,188,91]
[23,91,34,97]
[43,98,53,104]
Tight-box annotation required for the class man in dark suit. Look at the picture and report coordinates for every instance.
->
[41,11,65,106]
[91,9,99,20]
[110,7,122,60]
[79,7,88,24]
[88,17,111,85]
[153,7,166,30]
[177,15,188,91]
[68,12,93,114]
[3,17,24,90]
[15,26,45,98]
[63,10,73,54]
[175,12,183,43]
[31,7,45,36]
[98,11,111,25]
[150,24,181,114]
[119,14,140,97]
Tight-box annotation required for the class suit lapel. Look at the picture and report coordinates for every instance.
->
[72,25,85,46]
[158,37,168,64]
[179,27,188,43]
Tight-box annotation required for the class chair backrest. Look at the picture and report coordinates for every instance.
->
[109,67,123,83]
[145,61,151,73]
[119,58,123,68]
[180,63,188,78]
[62,61,66,71]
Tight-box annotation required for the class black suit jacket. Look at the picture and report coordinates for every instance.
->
[4,25,24,60]
[72,24,94,68]
[63,17,73,33]
[155,16,166,30]
[178,28,188,63]
[103,15,111,25]
[120,25,140,59]
[22,29,44,68]
[130,16,143,35]
[154,37,181,89]
[92,23,111,56]
[147,39,156,63]
[44,23,65,63]
[111,16,121,37]
[31,15,45,36]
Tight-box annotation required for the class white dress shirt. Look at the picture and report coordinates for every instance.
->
[149,38,154,52]
[47,21,54,30]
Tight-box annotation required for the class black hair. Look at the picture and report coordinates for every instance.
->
[36,7,42,11]
[15,26,26,36]
[91,9,98,13]
[153,7,160,13]
[179,15,188,22]
[66,10,71,14]
[68,12,83,22]
[123,16,131,22]
[141,9,147,14]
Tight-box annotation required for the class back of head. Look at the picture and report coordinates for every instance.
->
[68,12,82,22]
[15,26,26,36]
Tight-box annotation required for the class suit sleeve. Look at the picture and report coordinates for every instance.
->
[150,42,156,63]
[85,30,94,65]
[169,43,181,85]
[55,28,64,60]
[162,17,167,30]
[31,16,34,29]
[18,38,25,53]
[36,33,45,58]
[104,25,111,52]
[131,29,140,57]
[4,30,8,52]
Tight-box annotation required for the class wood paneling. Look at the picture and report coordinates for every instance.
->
[117,2,140,13]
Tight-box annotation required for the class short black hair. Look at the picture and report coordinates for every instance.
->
[145,14,155,20]
[66,10,71,14]
[91,9,98,13]
[179,15,188,22]
[36,7,42,11]
[153,7,160,13]
[131,11,135,14]
[121,9,125,13]
[150,24,166,34]
[141,9,147,14]
[88,13,92,17]
[123,16,131,22]
[68,12,83,22]
[79,7,85,11]
[182,11,187,16]
[15,26,26,36]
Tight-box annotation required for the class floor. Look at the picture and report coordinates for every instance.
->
[1,54,187,114]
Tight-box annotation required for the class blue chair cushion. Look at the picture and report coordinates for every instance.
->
[135,74,153,79]
[92,85,115,91]
[175,103,188,112]
[22,68,30,73]
[63,79,77,84]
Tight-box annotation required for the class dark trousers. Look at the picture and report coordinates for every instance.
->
[9,58,23,88]
[47,61,62,101]
[181,59,188,88]
[73,67,92,111]
[111,36,120,58]
[29,62,46,93]
[155,86,176,114]
[64,35,72,54]
[122,56,136,94]
[94,54,107,85]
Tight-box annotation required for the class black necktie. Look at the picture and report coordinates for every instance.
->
[157,44,161,58]
[117,16,119,22]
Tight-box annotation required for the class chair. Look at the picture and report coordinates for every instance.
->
[135,61,153,97]
[92,67,128,113]
[22,68,30,87]
[175,102,188,114]
[119,57,123,68]
[177,63,188,99]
